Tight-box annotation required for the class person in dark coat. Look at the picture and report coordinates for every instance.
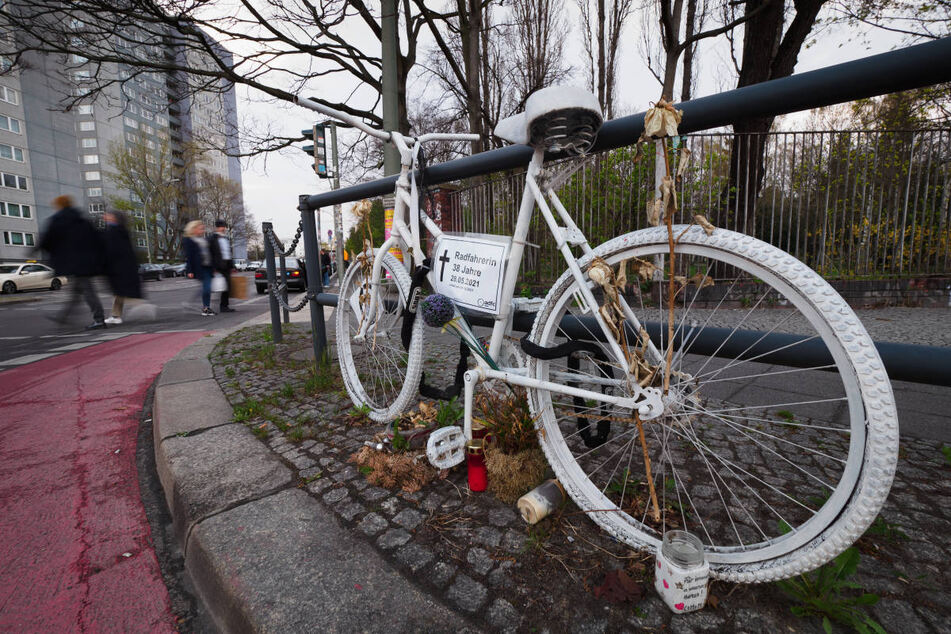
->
[101,210,142,325]
[38,195,106,329]
[208,219,234,312]
[183,219,215,315]
[320,249,331,286]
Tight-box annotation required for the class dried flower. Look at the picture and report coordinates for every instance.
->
[419,293,455,328]
[643,99,683,139]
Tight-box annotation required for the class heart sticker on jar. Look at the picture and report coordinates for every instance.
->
[674,603,685,611]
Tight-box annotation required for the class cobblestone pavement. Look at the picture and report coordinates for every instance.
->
[210,320,951,633]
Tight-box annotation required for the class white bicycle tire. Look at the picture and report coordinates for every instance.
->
[336,252,424,423]
[527,226,898,582]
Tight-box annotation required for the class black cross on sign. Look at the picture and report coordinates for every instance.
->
[438,249,451,281]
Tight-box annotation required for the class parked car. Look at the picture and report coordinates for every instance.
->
[233,259,248,271]
[255,257,307,294]
[138,263,164,281]
[0,262,68,293]
[163,262,186,277]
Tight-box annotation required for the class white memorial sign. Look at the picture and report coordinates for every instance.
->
[430,234,509,314]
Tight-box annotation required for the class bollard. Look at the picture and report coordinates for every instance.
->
[279,252,289,324]
[300,199,327,365]
[262,221,282,343]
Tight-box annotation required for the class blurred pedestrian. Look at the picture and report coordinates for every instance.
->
[38,195,106,329]
[101,210,142,325]
[183,220,215,316]
[320,248,331,286]
[209,219,235,312]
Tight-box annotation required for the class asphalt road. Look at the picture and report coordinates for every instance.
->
[0,274,287,366]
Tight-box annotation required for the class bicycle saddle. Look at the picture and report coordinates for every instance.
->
[495,86,602,155]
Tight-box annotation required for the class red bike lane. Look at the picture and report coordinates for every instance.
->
[0,332,206,631]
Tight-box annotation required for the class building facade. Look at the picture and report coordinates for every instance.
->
[0,19,245,264]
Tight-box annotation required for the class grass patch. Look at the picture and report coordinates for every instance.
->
[233,398,266,422]
[250,423,269,440]
[279,382,295,398]
[304,362,340,394]
[225,366,236,378]
[941,444,951,466]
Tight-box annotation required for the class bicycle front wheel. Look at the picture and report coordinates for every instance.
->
[528,226,897,582]
[336,252,423,422]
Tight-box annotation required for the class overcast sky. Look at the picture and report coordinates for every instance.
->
[236,10,902,247]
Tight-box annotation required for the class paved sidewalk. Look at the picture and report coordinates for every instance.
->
[0,332,206,631]
[152,305,951,632]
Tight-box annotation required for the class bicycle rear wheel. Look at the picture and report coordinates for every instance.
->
[528,226,897,582]
[336,252,423,422]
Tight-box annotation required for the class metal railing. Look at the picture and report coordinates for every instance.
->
[448,129,951,286]
[286,37,951,383]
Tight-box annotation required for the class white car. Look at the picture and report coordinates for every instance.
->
[0,262,68,294]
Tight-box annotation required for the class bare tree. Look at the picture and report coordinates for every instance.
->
[106,135,194,261]
[0,0,461,164]
[193,169,244,229]
[416,0,571,150]
[577,0,635,119]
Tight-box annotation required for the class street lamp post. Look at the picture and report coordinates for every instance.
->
[141,177,181,263]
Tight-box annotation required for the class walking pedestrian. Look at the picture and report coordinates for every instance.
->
[321,248,331,287]
[182,220,215,316]
[209,219,235,312]
[101,210,142,325]
[38,195,106,329]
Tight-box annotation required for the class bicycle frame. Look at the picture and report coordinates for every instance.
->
[364,144,665,431]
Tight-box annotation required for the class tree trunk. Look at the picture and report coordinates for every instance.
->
[459,0,484,156]
[717,0,827,235]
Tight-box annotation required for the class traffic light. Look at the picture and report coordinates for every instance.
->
[302,124,329,178]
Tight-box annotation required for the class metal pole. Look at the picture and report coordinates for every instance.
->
[279,252,289,324]
[262,221,282,343]
[300,198,327,364]
[381,0,400,175]
[331,121,344,282]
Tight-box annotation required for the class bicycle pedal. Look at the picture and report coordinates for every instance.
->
[426,426,466,469]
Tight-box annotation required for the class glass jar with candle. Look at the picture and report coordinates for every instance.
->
[655,530,709,613]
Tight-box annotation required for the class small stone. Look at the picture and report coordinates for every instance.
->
[430,561,457,587]
[299,466,321,480]
[288,454,317,470]
[486,598,520,631]
[358,512,389,536]
[669,610,725,633]
[487,560,515,589]
[379,497,400,515]
[307,478,332,495]
[323,487,348,504]
[501,529,527,553]
[332,465,358,482]
[472,526,502,548]
[421,492,444,512]
[446,574,488,613]
[629,596,667,629]
[377,528,412,550]
[351,478,369,491]
[337,501,365,521]
[401,490,423,502]
[393,508,424,531]
[466,547,495,576]
[872,599,928,634]
[319,456,334,467]
[395,543,435,573]
[488,507,517,527]
[360,486,390,502]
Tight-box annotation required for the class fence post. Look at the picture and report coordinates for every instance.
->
[279,252,289,324]
[262,221,282,343]
[300,197,327,364]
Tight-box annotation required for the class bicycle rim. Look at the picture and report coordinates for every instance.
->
[336,252,423,422]
[528,226,897,582]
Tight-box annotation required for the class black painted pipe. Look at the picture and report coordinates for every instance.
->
[300,37,951,212]
[313,292,951,386]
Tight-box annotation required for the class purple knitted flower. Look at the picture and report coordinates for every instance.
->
[420,294,455,327]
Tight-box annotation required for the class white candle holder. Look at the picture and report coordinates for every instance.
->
[655,530,709,613]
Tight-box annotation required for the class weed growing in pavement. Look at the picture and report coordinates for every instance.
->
[251,423,269,440]
[287,425,305,443]
[391,424,409,452]
[345,403,372,426]
[775,547,884,634]
[864,515,908,542]
[233,398,266,422]
[280,382,295,398]
[941,444,951,466]
[304,362,340,394]
[525,522,552,552]
[299,471,322,485]
[225,366,236,378]
[435,396,464,428]
[776,409,795,422]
